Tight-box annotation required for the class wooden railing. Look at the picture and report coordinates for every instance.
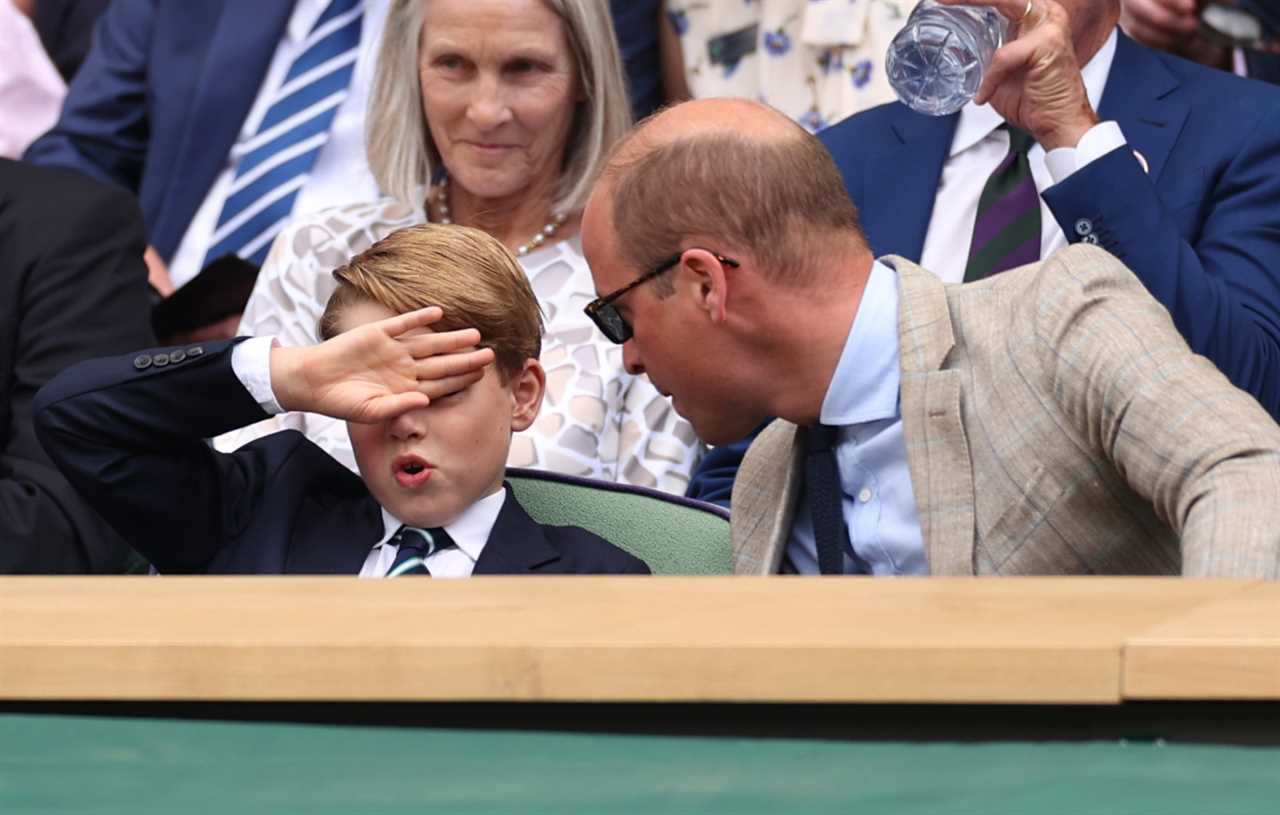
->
[1,577,1276,703]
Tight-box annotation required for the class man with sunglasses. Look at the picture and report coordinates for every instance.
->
[581,98,1280,578]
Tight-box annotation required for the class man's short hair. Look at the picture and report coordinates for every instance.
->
[606,124,865,291]
[319,223,543,381]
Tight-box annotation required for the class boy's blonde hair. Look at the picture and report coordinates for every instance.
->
[319,223,543,381]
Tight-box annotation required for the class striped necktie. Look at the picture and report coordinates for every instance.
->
[203,0,364,269]
[385,527,456,577]
[963,125,1041,282]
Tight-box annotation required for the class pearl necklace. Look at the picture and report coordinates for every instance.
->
[431,179,568,257]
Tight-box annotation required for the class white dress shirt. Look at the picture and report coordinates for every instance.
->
[359,490,505,578]
[920,29,1126,283]
[168,0,388,287]
[229,336,501,577]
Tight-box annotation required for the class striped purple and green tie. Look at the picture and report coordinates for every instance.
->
[203,0,364,269]
[963,125,1041,283]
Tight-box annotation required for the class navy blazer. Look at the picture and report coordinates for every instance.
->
[24,0,296,262]
[33,340,650,576]
[0,161,153,573]
[819,31,1280,418]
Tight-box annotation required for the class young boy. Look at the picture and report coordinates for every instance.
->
[34,224,650,576]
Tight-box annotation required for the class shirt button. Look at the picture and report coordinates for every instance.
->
[169,349,187,364]
[1074,218,1093,237]
[152,352,170,367]
[858,488,873,503]
[133,355,152,370]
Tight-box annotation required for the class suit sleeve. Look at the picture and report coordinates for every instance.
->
[22,0,155,191]
[1034,245,1280,578]
[33,339,285,574]
[0,173,153,572]
[1041,103,1280,417]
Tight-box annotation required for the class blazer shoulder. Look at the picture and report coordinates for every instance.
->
[0,161,139,223]
[1155,45,1280,104]
[1038,243,1143,296]
[818,101,910,150]
[540,522,651,574]
[1018,244,1163,347]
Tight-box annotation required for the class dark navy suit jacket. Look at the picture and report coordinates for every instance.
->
[24,0,296,263]
[0,161,153,573]
[686,32,1280,506]
[33,340,650,576]
[819,31,1280,417]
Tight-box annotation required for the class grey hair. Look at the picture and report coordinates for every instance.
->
[366,0,632,216]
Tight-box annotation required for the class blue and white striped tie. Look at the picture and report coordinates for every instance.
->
[203,0,364,268]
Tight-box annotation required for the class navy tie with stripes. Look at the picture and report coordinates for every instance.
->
[385,527,457,578]
[203,0,364,268]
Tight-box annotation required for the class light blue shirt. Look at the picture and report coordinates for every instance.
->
[786,260,927,576]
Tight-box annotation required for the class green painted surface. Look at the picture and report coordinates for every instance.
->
[507,475,731,575]
[2,715,1279,813]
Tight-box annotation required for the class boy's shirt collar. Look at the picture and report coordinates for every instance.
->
[372,486,508,567]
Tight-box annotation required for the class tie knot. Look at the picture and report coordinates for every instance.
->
[392,526,455,558]
[805,424,842,453]
[1005,125,1035,155]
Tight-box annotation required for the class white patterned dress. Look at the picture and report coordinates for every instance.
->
[667,0,911,132]
[214,198,703,494]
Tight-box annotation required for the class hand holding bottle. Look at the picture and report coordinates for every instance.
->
[941,0,1099,150]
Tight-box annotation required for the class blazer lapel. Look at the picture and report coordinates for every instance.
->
[730,421,804,574]
[858,108,958,261]
[472,489,562,574]
[888,256,976,575]
[1097,32,1187,183]
[285,492,384,575]
[151,0,295,258]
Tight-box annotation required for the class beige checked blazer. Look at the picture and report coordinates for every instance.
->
[731,245,1280,577]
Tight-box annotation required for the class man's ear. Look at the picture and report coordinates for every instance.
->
[681,249,731,324]
[508,358,546,432]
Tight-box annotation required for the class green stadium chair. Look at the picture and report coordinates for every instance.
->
[505,468,732,575]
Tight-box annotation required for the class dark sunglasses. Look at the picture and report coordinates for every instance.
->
[584,250,740,344]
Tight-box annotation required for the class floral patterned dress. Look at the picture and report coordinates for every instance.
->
[667,0,912,132]
[213,198,703,495]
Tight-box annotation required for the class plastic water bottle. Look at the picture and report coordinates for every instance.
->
[885,1,1010,116]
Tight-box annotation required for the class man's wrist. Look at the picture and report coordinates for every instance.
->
[1044,120,1127,185]
[1035,108,1100,152]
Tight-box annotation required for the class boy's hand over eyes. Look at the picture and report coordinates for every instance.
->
[269,307,495,422]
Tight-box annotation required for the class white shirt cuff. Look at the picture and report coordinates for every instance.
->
[230,336,284,415]
[1044,121,1127,184]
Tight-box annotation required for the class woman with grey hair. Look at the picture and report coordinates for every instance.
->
[218,0,702,494]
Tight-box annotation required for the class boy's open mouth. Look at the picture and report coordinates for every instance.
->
[392,454,433,489]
